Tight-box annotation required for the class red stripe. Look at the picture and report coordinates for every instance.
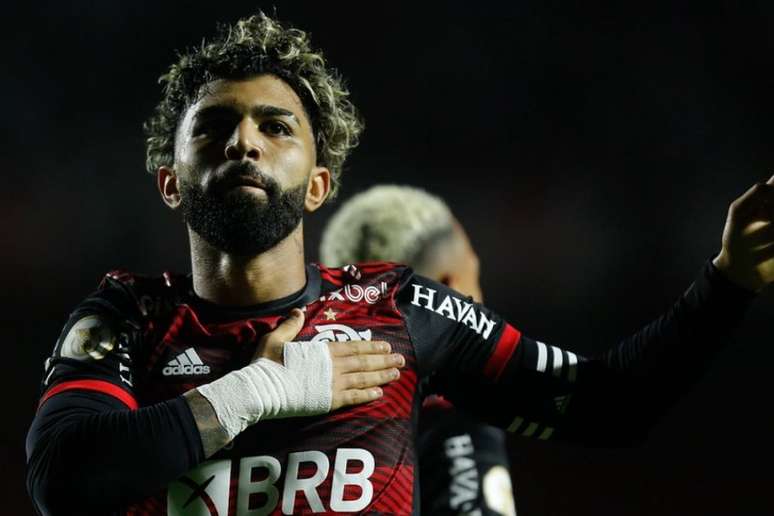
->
[370,470,402,513]
[357,261,401,274]
[39,380,138,410]
[388,380,414,406]
[422,395,454,411]
[483,323,522,381]
[319,272,344,287]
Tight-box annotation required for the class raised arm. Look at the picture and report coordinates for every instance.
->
[402,177,774,447]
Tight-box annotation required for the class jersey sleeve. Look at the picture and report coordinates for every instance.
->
[27,274,204,515]
[37,274,142,410]
[398,260,755,446]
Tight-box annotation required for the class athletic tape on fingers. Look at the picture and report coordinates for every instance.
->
[197,341,333,440]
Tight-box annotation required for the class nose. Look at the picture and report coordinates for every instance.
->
[224,118,261,162]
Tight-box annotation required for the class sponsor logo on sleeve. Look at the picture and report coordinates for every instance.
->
[410,284,497,339]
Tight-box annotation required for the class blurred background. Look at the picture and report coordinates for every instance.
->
[4,1,774,514]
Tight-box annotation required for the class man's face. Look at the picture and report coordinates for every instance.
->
[170,74,321,256]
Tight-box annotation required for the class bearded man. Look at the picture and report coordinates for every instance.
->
[26,12,774,516]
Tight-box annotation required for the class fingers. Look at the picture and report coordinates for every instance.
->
[335,352,405,374]
[750,242,774,263]
[328,339,403,410]
[265,308,305,343]
[252,309,305,362]
[741,220,774,248]
[333,387,383,410]
[328,340,391,356]
[338,368,400,390]
[730,179,774,223]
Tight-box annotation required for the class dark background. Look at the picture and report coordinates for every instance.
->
[4,1,774,514]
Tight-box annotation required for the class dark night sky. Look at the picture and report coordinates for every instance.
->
[4,1,774,514]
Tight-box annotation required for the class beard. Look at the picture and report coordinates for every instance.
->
[179,164,307,257]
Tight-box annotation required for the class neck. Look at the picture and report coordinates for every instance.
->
[189,222,307,306]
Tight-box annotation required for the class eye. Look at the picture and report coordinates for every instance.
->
[260,120,291,136]
[193,119,233,139]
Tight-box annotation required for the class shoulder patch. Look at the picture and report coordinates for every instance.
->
[59,315,116,361]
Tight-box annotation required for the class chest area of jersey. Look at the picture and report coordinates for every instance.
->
[142,287,402,371]
[132,292,418,515]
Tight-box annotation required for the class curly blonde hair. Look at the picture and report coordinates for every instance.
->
[144,12,363,199]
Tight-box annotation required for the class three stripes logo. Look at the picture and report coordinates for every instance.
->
[162,348,211,377]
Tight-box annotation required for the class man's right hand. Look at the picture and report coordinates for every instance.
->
[253,308,405,410]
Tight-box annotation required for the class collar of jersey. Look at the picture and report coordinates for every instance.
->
[184,264,322,321]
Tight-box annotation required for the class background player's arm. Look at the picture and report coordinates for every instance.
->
[404,178,773,446]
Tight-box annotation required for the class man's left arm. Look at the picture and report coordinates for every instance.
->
[400,177,774,446]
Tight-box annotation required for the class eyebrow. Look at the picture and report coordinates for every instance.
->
[250,105,300,127]
[192,104,300,127]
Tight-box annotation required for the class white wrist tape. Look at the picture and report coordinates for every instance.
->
[196,340,333,440]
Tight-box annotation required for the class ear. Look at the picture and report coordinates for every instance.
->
[305,166,331,212]
[157,166,181,209]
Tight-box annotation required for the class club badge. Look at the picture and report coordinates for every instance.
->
[59,315,115,361]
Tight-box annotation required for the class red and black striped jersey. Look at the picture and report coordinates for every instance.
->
[27,260,754,515]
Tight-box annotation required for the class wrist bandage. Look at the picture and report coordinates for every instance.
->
[196,341,333,440]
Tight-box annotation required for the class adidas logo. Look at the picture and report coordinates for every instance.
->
[162,348,211,377]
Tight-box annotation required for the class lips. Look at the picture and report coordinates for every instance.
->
[221,174,267,191]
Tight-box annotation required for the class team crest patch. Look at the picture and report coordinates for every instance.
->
[482,466,516,516]
[310,324,372,343]
[59,315,115,360]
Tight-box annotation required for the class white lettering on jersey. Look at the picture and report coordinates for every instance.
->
[445,434,481,514]
[283,451,329,514]
[310,324,372,343]
[118,362,133,387]
[237,455,281,515]
[411,284,497,339]
[329,448,376,512]
[324,282,388,305]
[167,448,376,514]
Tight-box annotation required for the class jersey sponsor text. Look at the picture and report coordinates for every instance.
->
[410,284,497,339]
[167,448,375,515]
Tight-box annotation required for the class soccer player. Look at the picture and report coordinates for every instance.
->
[320,184,516,515]
[26,11,774,516]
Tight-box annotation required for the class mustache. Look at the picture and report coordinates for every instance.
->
[210,162,280,196]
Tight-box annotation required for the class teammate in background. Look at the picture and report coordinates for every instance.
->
[25,11,774,516]
[320,184,517,515]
